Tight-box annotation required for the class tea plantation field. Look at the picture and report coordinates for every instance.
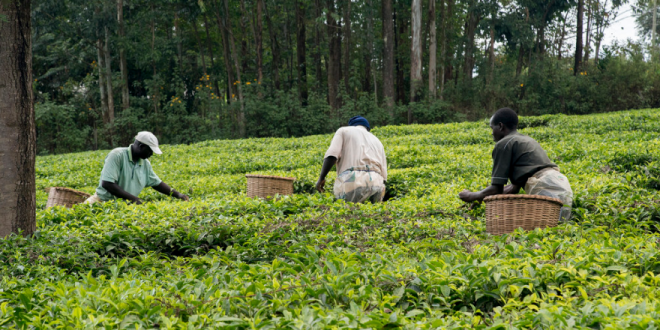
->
[2,109,660,328]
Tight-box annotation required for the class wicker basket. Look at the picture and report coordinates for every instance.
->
[246,174,296,199]
[484,194,562,235]
[46,187,91,208]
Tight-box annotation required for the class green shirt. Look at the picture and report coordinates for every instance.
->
[491,132,556,187]
[96,147,162,201]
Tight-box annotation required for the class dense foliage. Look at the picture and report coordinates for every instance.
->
[32,0,660,154]
[1,109,659,328]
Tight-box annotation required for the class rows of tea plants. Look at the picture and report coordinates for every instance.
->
[2,109,660,328]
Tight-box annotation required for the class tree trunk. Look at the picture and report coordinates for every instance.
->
[239,0,251,75]
[256,0,264,84]
[117,0,129,110]
[410,0,422,119]
[327,0,342,110]
[363,0,374,98]
[104,27,115,123]
[175,13,183,74]
[584,0,592,64]
[314,0,323,90]
[193,21,208,77]
[488,14,495,85]
[463,3,478,80]
[203,13,221,96]
[264,0,281,90]
[537,25,545,55]
[214,8,235,103]
[342,0,351,94]
[224,0,246,137]
[516,43,525,77]
[428,0,437,99]
[394,5,406,104]
[382,0,395,113]
[574,0,583,74]
[295,0,308,105]
[558,11,568,59]
[653,0,658,59]
[97,39,109,123]
[150,13,160,120]
[0,0,36,237]
[284,7,294,89]
[439,0,447,99]
[594,1,604,64]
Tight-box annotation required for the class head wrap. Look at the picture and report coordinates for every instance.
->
[348,116,370,129]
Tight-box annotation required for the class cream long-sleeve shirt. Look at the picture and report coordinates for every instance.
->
[324,125,388,180]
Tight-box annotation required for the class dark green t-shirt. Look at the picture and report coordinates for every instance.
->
[491,132,556,186]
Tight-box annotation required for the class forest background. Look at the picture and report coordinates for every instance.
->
[33,0,660,155]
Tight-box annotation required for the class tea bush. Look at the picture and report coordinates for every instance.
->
[3,109,660,328]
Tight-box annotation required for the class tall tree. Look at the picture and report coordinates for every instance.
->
[0,0,37,237]
[653,0,657,59]
[327,0,342,110]
[193,20,208,77]
[214,4,235,103]
[574,0,584,74]
[239,0,252,75]
[429,0,437,99]
[410,0,423,123]
[439,0,448,98]
[296,0,308,104]
[342,0,352,94]
[117,0,129,110]
[104,27,115,123]
[394,4,407,104]
[264,0,282,89]
[487,13,495,85]
[203,13,221,96]
[97,38,110,123]
[463,0,479,80]
[256,0,264,84]
[364,0,376,101]
[313,0,323,90]
[584,0,592,63]
[382,0,395,113]
[223,0,246,137]
[175,12,183,73]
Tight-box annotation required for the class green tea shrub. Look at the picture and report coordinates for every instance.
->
[3,109,660,328]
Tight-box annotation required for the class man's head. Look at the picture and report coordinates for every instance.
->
[132,131,162,159]
[348,116,370,131]
[489,108,518,142]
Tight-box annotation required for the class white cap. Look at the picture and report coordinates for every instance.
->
[135,131,162,154]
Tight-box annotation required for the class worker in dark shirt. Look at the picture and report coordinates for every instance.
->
[459,108,573,219]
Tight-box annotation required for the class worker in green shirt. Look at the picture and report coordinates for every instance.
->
[459,108,573,219]
[84,131,189,204]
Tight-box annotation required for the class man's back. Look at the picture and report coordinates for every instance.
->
[492,132,556,186]
[324,126,387,180]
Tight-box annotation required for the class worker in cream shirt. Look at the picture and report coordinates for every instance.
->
[316,116,388,203]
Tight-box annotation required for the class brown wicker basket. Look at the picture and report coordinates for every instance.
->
[246,174,296,199]
[484,194,562,235]
[46,187,91,208]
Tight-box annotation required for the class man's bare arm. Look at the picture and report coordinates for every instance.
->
[503,184,522,195]
[316,156,337,193]
[152,182,189,201]
[459,184,504,203]
[101,181,142,204]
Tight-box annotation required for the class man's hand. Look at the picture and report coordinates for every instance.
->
[316,179,326,193]
[174,191,190,201]
[134,198,144,205]
[459,189,478,203]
